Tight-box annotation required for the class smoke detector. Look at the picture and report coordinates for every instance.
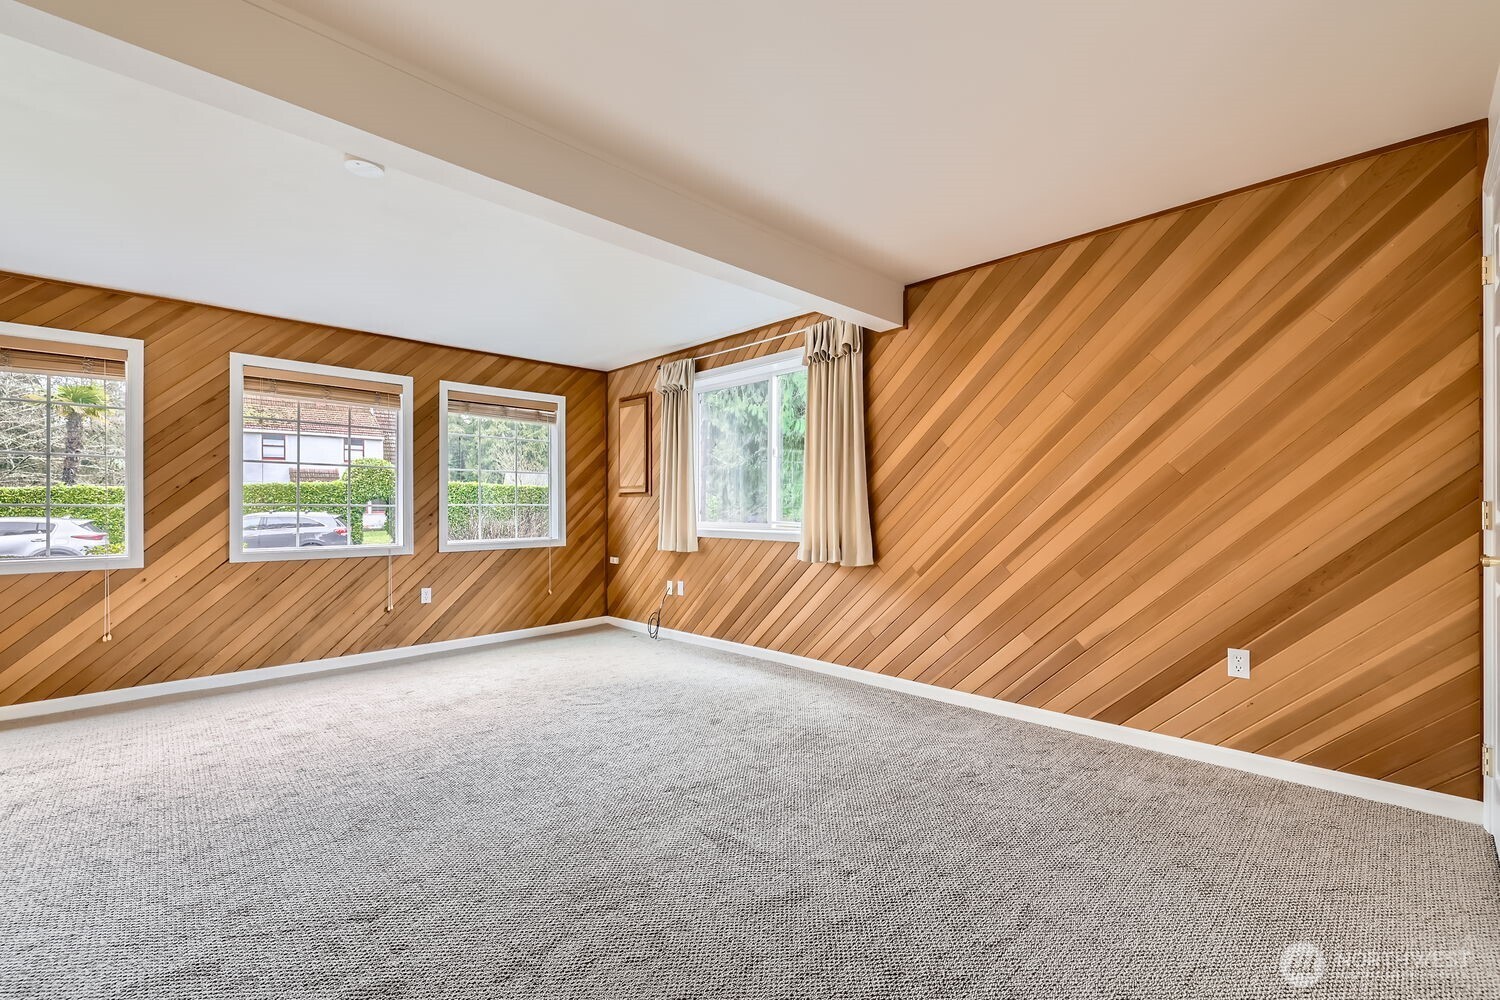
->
[343,154,385,179]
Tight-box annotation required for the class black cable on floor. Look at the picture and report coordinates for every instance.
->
[647,591,666,639]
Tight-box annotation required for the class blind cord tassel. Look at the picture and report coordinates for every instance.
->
[101,569,113,642]
[386,553,394,612]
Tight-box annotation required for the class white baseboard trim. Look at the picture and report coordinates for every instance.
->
[604,617,1483,826]
[0,617,612,724]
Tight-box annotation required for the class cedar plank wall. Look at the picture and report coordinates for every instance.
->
[0,276,606,705]
[607,127,1486,798]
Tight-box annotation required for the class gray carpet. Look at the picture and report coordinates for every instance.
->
[2,626,1497,999]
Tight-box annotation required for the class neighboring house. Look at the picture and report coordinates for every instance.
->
[243,431,385,483]
[241,393,397,484]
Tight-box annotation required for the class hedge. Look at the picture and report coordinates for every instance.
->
[445,483,551,540]
[446,482,549,506]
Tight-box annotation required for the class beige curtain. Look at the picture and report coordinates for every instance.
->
[657,359,698,552]
[799,320,873,567]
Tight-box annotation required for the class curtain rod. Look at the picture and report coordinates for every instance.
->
[656,322,817,370]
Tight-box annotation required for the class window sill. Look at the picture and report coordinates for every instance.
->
[698,527,800,543]
[0,552,143,576]
[438,537,566,552]
[229,543,412,563]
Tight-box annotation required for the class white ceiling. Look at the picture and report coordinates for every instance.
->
[275,0,1500,282]
[0,32,800,369]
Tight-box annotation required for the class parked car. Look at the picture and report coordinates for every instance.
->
[0,517,111,559]
[242,511,350,549]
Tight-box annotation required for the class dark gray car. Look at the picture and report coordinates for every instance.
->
[242,511,350,549]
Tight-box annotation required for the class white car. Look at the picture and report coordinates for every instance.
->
[0,517,111,559]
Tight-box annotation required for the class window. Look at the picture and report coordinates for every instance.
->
[0,322,143,574]
[229,354,413,561]
[694,349,806,541]
[439,381,566,550]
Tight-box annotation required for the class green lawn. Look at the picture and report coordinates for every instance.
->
[363,529,393,546]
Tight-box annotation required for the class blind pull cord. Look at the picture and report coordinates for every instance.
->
[547,546,553,596]
[386,553,394,613]
[101,569,113,642]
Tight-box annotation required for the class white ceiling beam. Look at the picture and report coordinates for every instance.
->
[4,0,904,331]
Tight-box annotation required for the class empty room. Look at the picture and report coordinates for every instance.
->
[3,1,1500,997]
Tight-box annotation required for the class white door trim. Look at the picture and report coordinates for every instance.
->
[1480,120,1499,851]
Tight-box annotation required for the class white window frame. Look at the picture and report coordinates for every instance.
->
[228,353,414,563]
[0,321,144,575]
[693,348,804,543]
[437,380,567,551]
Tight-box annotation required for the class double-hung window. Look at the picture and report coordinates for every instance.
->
[694,348,806,542]
[0,322,143,574]
[229,354,413,561]
[439,381,566,550]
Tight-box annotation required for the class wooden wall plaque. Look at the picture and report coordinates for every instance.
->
[617,393,651,495]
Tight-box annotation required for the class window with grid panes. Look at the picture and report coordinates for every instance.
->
[229,354,412,561]
[693,349,805,541]
[439,382,565,550]
[0,323,142,574]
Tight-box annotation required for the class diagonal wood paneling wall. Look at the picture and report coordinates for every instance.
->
[0,275,606,706]
[607,127,1486,798]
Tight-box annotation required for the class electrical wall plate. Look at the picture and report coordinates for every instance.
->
[1227,648,1251,679]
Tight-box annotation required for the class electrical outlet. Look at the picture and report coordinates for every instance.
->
[420,587,432,605]
[608,556,620,565]
[1227,647,1250,679]
[676,580,685,596]
[665,580,674,596]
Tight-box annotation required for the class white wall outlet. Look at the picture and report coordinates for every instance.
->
[676,580,685,596]
[608,556,620,565]
[1227,647,1250,679]
[665,580,674,596]
[420,587,432,605]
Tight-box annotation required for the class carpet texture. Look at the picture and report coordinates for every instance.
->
[2,626,1497,999]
